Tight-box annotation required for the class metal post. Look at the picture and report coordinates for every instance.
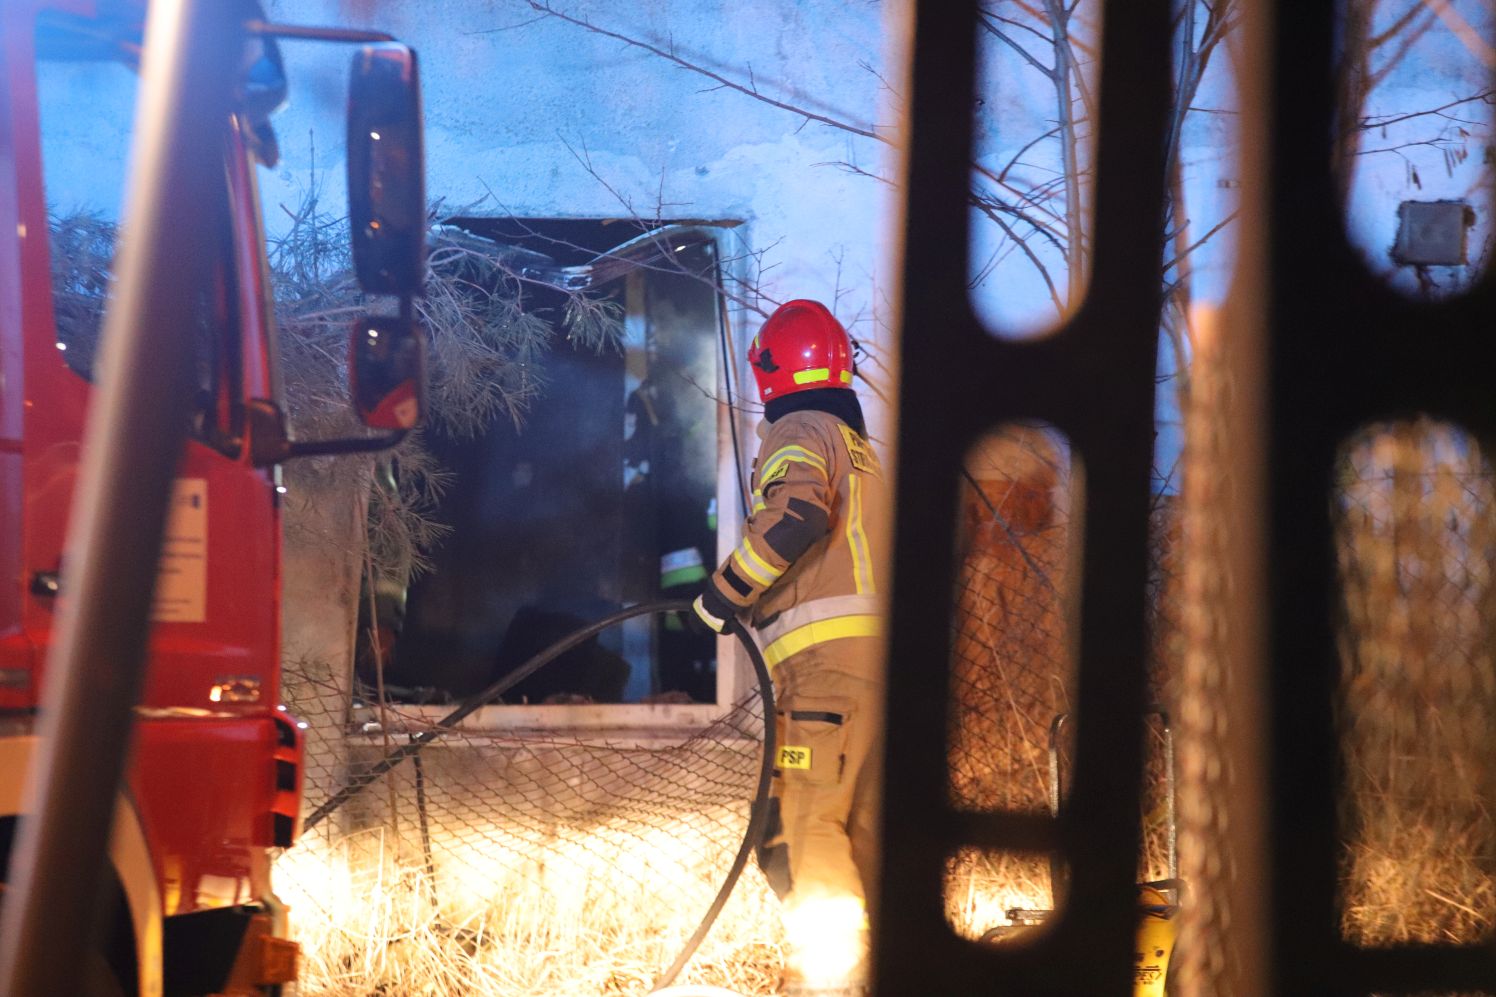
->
[874,0,1171,992]
[0,1,239,992]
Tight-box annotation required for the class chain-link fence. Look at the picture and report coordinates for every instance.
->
[1336,419,1496,952]
[278,641,779,997]
[944,426,1074,934]
[942,425,1183,943]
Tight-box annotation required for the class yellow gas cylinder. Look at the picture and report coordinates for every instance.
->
[1133,884,1180,997]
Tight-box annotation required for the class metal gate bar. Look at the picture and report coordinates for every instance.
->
[875,0,1172,993]
[1266,1,1496,994]
[876,0,1496,994]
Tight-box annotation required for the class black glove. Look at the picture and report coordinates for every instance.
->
[687,583,737,635]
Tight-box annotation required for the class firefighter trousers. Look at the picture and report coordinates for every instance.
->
[756,635,883,913]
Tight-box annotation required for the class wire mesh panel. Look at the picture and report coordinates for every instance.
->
[1335,421,1496,950]
[945,427,1075,933]
[1259,0,1496,986]
[939,426,1182,949]
[949,427,1073,816]
[877,0,1172,990]
[277,662,777,997]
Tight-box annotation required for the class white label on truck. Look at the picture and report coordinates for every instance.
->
[152,478,207,623]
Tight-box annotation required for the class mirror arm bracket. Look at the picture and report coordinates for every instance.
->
[285,431,408,460]
[243,21,396,44]
[247,400,408,466]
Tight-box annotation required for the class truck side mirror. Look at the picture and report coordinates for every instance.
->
[350,316,426,430]
[347,43,425,296]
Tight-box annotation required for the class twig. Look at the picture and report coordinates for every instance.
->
[960,465,1061,598]
[521,1,890,145]
[971,197,1065,313]
[979,13,1056,81]
[1359,88,1495,131]
[1161,208,1240,273]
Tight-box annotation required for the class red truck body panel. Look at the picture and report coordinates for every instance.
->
[0,0,302,928]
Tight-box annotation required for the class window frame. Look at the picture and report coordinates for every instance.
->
[365,223,760,734]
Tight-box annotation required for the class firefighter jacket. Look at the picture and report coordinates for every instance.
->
[706,409,887,670]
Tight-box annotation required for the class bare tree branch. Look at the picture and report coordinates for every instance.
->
[971,196,1066,313]
[1360,88,1496,130]
[979,13,1056,80]
[520,1,891,146]
[997,125,1064,184]
[1369,3,1427,50]
[552,138,779,319]
[1042,0,1088,302]
[981,10,1055,48]
[1368,8,1440,92]
[1161,209,1240,274]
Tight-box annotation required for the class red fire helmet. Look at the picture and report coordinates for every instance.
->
[747,299,854,403]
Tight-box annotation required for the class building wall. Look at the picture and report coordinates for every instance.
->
[261,0,904,441]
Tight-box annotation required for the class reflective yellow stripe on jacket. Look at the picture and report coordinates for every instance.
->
[844,474,874,594]
[732,537,783,587]
[751,445,826,517]
[759,445,827,486]
[757,595,882,668]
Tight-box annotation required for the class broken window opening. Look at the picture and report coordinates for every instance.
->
[375,220,742,711]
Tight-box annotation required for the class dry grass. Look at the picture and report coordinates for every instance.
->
[275,694,783,997]
[1336,420,1496,948]
[278,807,786,997]
[944,849,1055,936]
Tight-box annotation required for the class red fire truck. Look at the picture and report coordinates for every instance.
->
[0,1,426,993]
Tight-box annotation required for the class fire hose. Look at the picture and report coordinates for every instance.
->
[301,599,775,994]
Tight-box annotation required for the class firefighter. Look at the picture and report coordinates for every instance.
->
[691,299,885,993]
